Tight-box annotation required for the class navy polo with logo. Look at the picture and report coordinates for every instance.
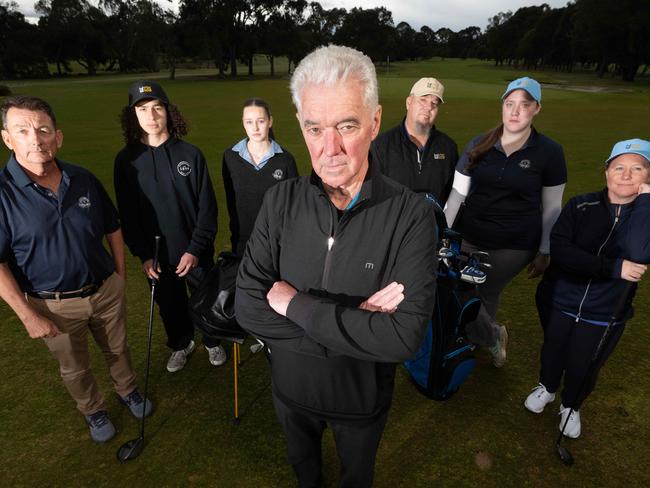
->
[0,155,118,292]
[457,128,567,250]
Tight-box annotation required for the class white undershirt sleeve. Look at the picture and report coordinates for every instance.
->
[540,183,566,254]
[444,170,471,228]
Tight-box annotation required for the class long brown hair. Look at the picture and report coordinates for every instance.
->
[120,103,188,146]
[465,90,537,173]
[243,98,275,141]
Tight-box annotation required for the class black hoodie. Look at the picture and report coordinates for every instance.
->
[235,161,438,422]
[114,137,217,267]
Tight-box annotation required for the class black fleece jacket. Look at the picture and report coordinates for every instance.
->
[235,161,438,422]
[370,119,458,204]
[540,190,650,322]
[114,137,217,267]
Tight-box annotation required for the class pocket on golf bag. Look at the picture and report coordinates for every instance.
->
[188,252,247,344]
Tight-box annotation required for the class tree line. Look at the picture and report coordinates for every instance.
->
[1,0,648,81]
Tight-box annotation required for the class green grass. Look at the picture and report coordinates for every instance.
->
[1,58,649,487]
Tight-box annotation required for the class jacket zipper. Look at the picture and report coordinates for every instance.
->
[416,149,422,174]
[321,198,363,289]
[575,204,621,322]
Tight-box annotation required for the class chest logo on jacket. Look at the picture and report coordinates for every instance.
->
[272,169,284,180]
[433,153,446,160]
[77,196,91,209]
[518,159,532,169]
[177,161,192,176]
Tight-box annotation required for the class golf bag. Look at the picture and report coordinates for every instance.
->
[188,251,247,344]
[404,197,483,400]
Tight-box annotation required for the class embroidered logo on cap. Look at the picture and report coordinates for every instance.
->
[139,86,153,94]
[78,196,91,209]
[272,169,284,180]
[177,161,191,176]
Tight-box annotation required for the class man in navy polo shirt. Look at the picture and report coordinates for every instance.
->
[371,77,458,204]
[0,96,152,443]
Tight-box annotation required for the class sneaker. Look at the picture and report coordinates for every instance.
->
[166,340,196,373]
[205,344,227,366]
[489,325,508,368]
[120,389,154,419]
[558,404,581,438]
[524,383,556,413]
[85,410,116,443]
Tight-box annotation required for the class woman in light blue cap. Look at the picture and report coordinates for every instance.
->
[444,77,568,367]
[524,138,650,439]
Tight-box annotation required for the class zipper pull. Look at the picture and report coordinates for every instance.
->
[575,313,580,323]
[327,237,334,251]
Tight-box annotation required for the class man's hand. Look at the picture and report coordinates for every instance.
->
[359,282,405,313]
[267,281,298,317]
[143,259,161,280]
[176,252,199,277]
[621,259,647,282]
[23,313,61,339]
[638,183,650,195]
[527,253,550,279]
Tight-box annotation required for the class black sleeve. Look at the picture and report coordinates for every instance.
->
[113,151,152,262]
[92,173,120,235]
[235,187,329,357]
[222,151,240,252]
[550,198,621,279]
[285,200,438,363]
[626,193,650,264]
[186,149,218,258]
[285,151,299,178]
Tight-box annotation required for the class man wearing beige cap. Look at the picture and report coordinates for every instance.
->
[371,77,458,204]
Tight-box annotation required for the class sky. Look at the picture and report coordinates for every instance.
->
[15,0,572,32]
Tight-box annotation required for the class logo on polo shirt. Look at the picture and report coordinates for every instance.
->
[519,159,532,169]
[433,153,446,160]
[177,161,192,176]
[272,169,284,180]
[78,196,91,209]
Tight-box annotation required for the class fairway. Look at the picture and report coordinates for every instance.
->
[1,58,649,487]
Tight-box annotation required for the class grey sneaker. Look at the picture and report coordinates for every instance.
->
[205,344,227,366]
[166,340,196,372]
[489,325,508,368]
[85,410,116,443]
[120,389,154,419]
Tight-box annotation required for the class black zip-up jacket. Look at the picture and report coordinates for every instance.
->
[235,162,438,422]
[370,118,458,204]
[540,189,650,322]
[114,137,217,267]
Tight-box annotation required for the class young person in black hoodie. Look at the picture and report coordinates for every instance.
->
[114,80,225,373]
[235,45,438,488]
[524,139,650,439]
[222,98,298,256]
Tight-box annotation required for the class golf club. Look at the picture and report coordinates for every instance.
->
[117,235,161,463]
[555,281,634,466]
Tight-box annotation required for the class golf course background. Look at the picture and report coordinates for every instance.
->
[1,58,649,486]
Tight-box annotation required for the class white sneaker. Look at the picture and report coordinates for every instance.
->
[166,340,196,372]
[205,345,227,366]
[489,325,508,368]
[558,404,581,439]
[524,383,556,413]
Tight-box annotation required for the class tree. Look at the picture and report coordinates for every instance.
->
[333,7,396,62]
[0,1,47,78]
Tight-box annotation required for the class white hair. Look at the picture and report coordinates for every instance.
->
[290,44,378,114]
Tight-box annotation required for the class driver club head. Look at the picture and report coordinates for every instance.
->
[117,437,145,463]
[556,442,574,466]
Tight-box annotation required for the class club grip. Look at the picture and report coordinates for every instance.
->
[152,236,161,273]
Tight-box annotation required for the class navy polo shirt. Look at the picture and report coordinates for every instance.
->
[457,128,567,250]
[0,156,119,292]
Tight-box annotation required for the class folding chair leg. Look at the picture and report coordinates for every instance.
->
[232,343,240,425]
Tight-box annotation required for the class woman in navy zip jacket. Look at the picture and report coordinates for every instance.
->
[222,98,298,256]
[524,138,650,439]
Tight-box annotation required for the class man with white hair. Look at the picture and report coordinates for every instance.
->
[235,45,437,487]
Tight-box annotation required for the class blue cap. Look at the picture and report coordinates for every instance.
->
[605,138,650,166]
[502,77,541,103]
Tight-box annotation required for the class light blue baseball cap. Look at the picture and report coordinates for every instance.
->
[605,138,650,165]
[502,77,541,103]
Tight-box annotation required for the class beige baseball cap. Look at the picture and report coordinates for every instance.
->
[409,77,445,103]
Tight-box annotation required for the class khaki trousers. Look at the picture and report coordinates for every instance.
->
[27,272,137,415]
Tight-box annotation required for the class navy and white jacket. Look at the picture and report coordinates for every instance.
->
[540,189,650,323]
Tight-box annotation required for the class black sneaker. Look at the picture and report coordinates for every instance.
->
[120,389,154,419]
[85,410,116,443]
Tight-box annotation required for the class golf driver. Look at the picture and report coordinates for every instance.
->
[555,281,634,466]
[117,235,160,463]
